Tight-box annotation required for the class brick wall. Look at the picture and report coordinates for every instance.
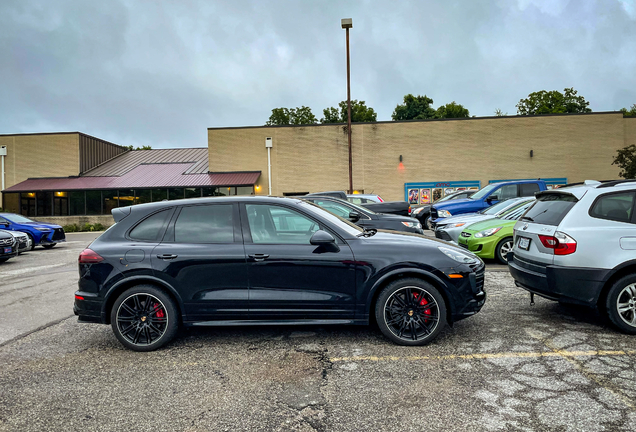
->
[209,112,631,201]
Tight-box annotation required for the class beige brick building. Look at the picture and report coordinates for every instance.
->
[209,112,636,201]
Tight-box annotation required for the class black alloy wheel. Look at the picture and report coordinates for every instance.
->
[606,275,636,335]
[495,237,514,264]
[375,278,447,346]
[42,243,56,249]
[111,285,179,351]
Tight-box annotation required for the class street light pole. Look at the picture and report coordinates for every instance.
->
[341,18,353,194]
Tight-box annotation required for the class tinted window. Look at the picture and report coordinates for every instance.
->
[175,205,234,243]
[246,204,320,244]
[520,183,540,197]
[129,209,171,241]
[521,193,578,226]
[590,192,634,223]
[495,185,517,200]
[311,200,352,218]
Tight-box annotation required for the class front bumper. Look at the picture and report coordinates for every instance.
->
[37,229,66,245]
[507,253,609,306]
[446,262,487,322]
[457,234,497,260]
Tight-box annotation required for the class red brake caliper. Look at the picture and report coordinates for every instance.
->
[413,293,432,318]
[154,303,165,320]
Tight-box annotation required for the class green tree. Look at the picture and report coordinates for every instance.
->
[266,106,317,125]
[435,102,470,119]
[320,100,377,123]
[613,145,636,179]
[620,104,636,117]
[392,94,436,120]
[516,87,591,115]
[494,108,507,116]
[125,145,152,150]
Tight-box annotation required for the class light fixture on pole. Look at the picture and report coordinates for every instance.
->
[341,18,353,194]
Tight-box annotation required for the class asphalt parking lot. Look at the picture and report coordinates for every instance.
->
[1,233,635,431]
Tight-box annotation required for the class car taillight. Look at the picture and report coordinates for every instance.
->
[79,248,104,264]
[377,196,384,202]
[538,232,577,255]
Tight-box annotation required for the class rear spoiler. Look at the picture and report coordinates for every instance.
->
[536,189,586,201]
[112,206,132,222]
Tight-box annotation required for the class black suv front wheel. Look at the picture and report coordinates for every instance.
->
[110,285,179,351]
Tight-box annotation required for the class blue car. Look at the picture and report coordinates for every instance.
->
[429,180,548,229]
[0,213,66,250]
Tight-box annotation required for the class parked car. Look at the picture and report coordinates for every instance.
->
[0,230,18,263]
[1,229,30,254]
[306,191,410,216]
[74,196,486,351]
[457,202,534,264]
[435,197,535,243]
[508,180,636,334]
[302,196,423,234]
[429,180,548,229]
[0,213,66,250]
[346,194,384,204]
[412,190,476,229]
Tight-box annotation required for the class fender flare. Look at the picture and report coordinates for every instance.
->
[102,275,186,319]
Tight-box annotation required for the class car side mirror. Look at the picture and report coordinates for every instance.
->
[487,195,500,203]
[310,230,339,252]
[348,211,361,222]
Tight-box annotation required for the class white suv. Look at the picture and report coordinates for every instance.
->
[508,180,636,334]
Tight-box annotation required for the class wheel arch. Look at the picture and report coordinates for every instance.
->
[596,261,636,311]
[102,276,185,324]
[367,269,454,326]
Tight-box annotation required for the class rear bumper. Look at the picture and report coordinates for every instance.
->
[74,291,105,323]
[507,254,610,306]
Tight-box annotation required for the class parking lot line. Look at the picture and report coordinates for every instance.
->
[329,349,636,363]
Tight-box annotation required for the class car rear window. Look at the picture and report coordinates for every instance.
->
[589,192,635,223]
[521,193,578,226]
[520,183,540,196]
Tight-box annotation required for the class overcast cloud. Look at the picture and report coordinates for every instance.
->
[1,0,634,148]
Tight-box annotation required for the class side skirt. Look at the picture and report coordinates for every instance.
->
[185,319,368,327]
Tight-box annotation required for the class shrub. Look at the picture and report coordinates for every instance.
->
[92,223,105,231]
[82,223,93,232]
[63,224,79,233]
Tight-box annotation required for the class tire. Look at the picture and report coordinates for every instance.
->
[42,243,56,249]
[26,233,35,251]
[422,216,430,230]
[495,237,514,264]
[110,285,179,351]
[605,275,636,335]
[0,257,9,263]
[375,278,447,346]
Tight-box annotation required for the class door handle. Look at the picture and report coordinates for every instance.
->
[156,254,178,260]
[249,254,269,261]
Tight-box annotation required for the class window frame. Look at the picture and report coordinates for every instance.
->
[588,190,636,225]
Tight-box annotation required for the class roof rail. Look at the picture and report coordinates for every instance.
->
[597,180,636,188]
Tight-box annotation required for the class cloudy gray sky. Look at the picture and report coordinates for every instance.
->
[1,0,635,148]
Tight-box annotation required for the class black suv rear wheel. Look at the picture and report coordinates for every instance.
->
[375,278,447,346]
[606,275,636,335]
[110,285,179,351]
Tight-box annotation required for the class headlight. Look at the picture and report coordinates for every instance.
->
[438,210,452,218]
[444,222,466,229]
[474,227,502,238]
[35,228,51,232]
[438,246,479,264]
[401,221,422,229]
[412,207,424,215]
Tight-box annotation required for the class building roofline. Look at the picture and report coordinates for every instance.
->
[207,111,625,131]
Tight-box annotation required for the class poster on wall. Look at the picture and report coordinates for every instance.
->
[408,189,420,204]
[455,187,466,191]
[419,188,431,204]
[444,187,455,196]
[432,188,443,202]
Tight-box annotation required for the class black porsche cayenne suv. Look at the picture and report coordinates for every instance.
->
[74,196,486,351]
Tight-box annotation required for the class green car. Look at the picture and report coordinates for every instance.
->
[456,203,532,264]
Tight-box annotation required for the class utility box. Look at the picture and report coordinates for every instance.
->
[0,146,6,156]
[265,137,273,148]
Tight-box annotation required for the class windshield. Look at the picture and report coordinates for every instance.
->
[470,184,499,200]
[1,214,34,223]
[498,199,534,217]
[346,200,376,215]
[501,202,534,220]
[480,199,517,215]
[436,192,461,203]
[299,201,364,236]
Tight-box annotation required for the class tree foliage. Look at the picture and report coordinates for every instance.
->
[494,109,507,116]
[266,106,317,125]
[435,102,470,119]
[125,145,152,150]
[321,100,377,123]
[620,104,636,117]
[392,94,436,120]
[516,87,591,115]
[613,145,636,179]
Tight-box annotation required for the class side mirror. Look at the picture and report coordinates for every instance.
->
[310,230,339,252]
[348,211,361,222]
[487,195,500,203]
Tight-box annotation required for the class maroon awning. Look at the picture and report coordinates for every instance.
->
[3,164,261,192]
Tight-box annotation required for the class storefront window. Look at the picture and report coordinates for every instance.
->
[168,188,184,200]
[53,192,68,216]
[2,193,20,213]
[36,192,53,216]
[20,192,36,216]
[184,188,201,199]
[118,189,135,207]
[151,189,167,202]
[236,186,254,196]
[135,189,152,205]
[86,191,102,215]
[70,191,85,215]
[103,190,118,214]
[202,187,224,197]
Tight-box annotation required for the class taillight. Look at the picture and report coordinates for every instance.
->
[377,196,384,202]
[538,232,577,255]
[79,248,104,264]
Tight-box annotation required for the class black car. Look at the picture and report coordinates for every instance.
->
[0,230,18,263]
[412,190,476,229]
[302,196,423,234]
[74,196,486,351]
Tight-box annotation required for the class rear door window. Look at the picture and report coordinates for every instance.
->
[175,204,235,243]
[519,183,540,197]
[589,192,635,223]
[521,193,578,226]
[128,209,172,241]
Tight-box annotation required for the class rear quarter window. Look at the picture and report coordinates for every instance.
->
[521,193,578,226]
[589,192,635,223]
[128,209,172,241]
